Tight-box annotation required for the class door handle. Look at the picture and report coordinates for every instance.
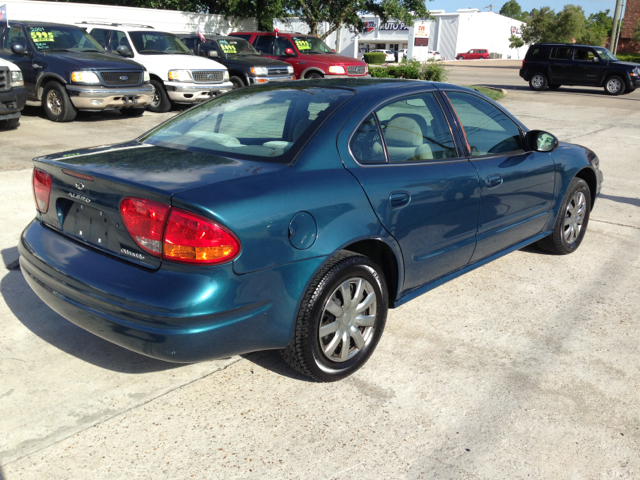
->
[389,191,411,208]
[485,173,503,189]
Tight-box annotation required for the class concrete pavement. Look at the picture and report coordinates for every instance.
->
[1,63,639,479]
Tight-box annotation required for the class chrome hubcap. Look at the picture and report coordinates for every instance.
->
[47,90,62,115]
[151,86,160,107]
[532,75,544,88]
[563,191,586,244]
[607,78,621,93]
[319,277,377,363]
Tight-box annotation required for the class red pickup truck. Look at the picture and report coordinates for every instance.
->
[230,31,369,79]
[456,49,490,60]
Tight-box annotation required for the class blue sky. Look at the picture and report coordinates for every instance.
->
[426,0,619,17]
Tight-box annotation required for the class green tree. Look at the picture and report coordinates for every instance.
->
[508,33,524,49]
[500,0,526,21]
[521,7,557,44]
[553,4,586,43]
[206,0,290,31]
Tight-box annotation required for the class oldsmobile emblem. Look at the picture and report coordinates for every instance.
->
[75,181,84,190]
[120,75,129,81]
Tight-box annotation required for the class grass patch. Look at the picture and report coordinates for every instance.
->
[465,86,506,101]
[616,53,640,63]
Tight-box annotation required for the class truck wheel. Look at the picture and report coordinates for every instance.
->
[0,118,20,129]
[229,76,245,89]
[306,72,323,79]
[457,55,464,60]
[43,82,77,122]
[120,108,145,117]
[529,73,548,91]
[604,76,625,95]
[148,79,171,113]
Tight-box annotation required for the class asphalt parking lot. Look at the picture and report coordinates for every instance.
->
[1,62,639,479]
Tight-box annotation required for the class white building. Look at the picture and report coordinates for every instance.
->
[281,9,527,60]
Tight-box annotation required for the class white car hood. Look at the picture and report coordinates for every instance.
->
[0,58,20,71]
[137,54,226,71]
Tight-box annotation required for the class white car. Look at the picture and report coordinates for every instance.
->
[0,58,25,129]
[82,23,234,113]
[427,51,442,61]
[372,49,396,62]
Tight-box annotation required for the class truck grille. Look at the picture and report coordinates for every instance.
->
[100,71,143,86]
[347,66,366,75]
[0,67,8,92]
[191,70,224,83]
[268,68,289,76]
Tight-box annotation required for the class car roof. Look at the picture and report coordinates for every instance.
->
[533,43,600,48]
[79,23,157,32]
[10,20,84,28]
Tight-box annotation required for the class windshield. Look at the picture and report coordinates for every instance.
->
[593,47,618,62]
[291,36,334,54]
[216,37,259,57]
[140,86,354,164]
[129,31,191,55]
[28,25,104,52]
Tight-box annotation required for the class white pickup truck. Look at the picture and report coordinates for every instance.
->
[0,58,26,129]
[82,23,233,113]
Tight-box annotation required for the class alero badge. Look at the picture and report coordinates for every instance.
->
[68,192,91,203]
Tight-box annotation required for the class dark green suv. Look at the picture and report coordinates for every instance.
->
[519,43,640,95]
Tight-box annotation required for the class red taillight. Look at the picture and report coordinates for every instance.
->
[522,59,525,68]
[120,198,170,257]
[163,209,240,265]
[33,168,52,213]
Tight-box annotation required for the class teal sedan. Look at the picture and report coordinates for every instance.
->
[20,79,602,381]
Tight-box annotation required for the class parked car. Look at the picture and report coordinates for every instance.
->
[230,31,368,79]
[82,23,233,112]
[520,43,640,95]
[372,49,396,62]
[0,21,153,122]
[176,34,295,89]
[428,50,442,61]
[19,79,602,381]
[456,49,489,60]
[0,58,26,129]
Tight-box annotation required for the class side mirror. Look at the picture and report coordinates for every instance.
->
[116,45,133,57]
[529,130,559,152]
[11,43,26,55]
[593,56,599,63]
[332,48,336,52]
[285,48,294,56]
[209,50,219,58]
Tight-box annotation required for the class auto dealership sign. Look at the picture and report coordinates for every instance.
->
[379,21,409,31]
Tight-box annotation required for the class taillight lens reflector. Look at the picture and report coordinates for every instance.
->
[33,168,52,213]
[163,209,240,264]
[120,198,170,257]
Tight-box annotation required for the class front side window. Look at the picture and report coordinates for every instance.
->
[291,36,334,54]
[4,26,27,51]
[108,30,131,52]
[573,47,597,62]
[594,47,617,61]
[253,36,273,55]
[273,37,295,56]
[129,31,190,54]
[141,87,353,164]
[550,47,571,60]
[26,25,103,52]
[446,91,523,157]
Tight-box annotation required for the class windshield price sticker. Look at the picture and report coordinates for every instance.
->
[295,40,311,51]
[30,30,55,42]
[219,41,237,54]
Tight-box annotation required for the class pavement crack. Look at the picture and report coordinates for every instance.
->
[590,218,640,230]
[2,356,244,466]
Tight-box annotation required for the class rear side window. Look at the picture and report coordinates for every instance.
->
[550,47,571,60]
[350,114,386,164]
[528,47,548,60]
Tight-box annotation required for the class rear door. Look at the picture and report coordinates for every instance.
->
[549,46,573,83]
[442,90,556,261]
[339,90,481,293]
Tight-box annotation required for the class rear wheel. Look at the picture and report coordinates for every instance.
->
[604,75,625,95]
[229,76,245,89]
[457,56,464,60]
[281,251,388,382]
[0,118,19,129]
[148,79,171,113]
[43,82,77,122]
[537,177,591,255]
[119,108,145,117]
[529,73,548,91]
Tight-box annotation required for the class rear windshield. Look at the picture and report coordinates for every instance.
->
[141,86,354,164]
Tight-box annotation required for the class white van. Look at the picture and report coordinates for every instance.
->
[82,23,233,112]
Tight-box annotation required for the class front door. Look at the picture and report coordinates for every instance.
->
[568,46,601,86]
[443,90,556,262]
[340,91,481,293]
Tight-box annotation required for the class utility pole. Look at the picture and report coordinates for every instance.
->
[610,0,622,52]
[613,0,626,54]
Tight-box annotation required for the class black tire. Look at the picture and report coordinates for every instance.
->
[457,56,464,60]
[548,84,561,90]
[306,72,323,79]
[529,73,548,91]
[148,79,171,113]
[42,82,77,122]
[0,118,19,129]
[604,75,625,95]
[119,108,145,117]
[537,177,591,255]
[281,251,388,382]
[229,76,245,89]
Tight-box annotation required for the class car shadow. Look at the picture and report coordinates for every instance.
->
[598,193,640,208]
[20,105,185,123]
[485,84,640,100]
[241,350,316,383]
[1,246,181,374]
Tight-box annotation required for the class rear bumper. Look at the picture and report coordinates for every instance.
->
[18,220,322,362]
[66,84,154,110]
[0,86,27,119]
[164,81,234,103]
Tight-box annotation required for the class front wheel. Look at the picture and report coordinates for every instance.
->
[43,82,77,122]
[457,56,464,60]
[281,251,388,382]
[604,76,625,95]
[537,177,591,255]
[229,76,245,89]
[529,73,548,91]
[306,72,323,79]
[148,79,171,113]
